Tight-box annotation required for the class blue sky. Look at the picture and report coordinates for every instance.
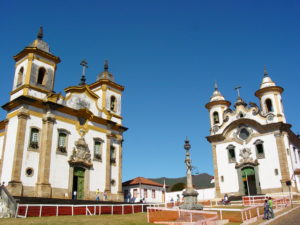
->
[0,0,299,181]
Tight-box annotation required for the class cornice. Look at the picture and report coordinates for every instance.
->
[2,95,128,132]
[205,100,231,110]
[89,79,124,92]
[14,47,61,64]
[255,86,284,98]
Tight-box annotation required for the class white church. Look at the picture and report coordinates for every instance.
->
[205,69,300,197]
[0,28,127,201]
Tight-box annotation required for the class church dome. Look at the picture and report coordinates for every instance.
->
[97,60,115,82]
[259,66,276,89]
[28,27,51,53]
[210,82,225,102]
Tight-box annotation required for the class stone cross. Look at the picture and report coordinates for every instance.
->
[80,60,88,85]
[235,86,241,98]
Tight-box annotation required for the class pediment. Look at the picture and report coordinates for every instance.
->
[206,120,291,143]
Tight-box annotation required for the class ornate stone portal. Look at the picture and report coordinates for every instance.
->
[69,131,92,168]
[179,139,203,210]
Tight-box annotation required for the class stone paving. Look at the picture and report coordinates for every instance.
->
[267,205,300,225]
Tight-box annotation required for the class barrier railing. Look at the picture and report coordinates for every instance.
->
[147,206,218,225]
[243,195,291,206]
[16,203,164,218]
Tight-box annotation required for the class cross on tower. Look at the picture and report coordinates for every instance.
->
[234,86,241,98]
[80,60,88,85]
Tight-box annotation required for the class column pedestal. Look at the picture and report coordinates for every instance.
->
[36,183,52,198]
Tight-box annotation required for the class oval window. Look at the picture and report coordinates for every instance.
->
[239,128,250,140]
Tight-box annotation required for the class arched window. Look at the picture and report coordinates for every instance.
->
[17,67,24,86]
[110,96,117,112]
[213,111,219,124]
[265,99,273,112]
[37,67,46,85]
[29,128,40,149]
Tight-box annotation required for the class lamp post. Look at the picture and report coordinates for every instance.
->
[179,138,203,210]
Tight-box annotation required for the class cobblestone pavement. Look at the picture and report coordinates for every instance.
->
[267,206,300,225]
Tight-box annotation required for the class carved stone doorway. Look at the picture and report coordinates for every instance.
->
[242,167,257,195]
[73,167,85,200]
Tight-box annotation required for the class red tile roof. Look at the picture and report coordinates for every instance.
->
[122,177,164,187]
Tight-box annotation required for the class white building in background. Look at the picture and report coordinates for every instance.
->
[166,188,215,203]
[0,28,127,201]
[205,68,300,197]
[122,177,165,203]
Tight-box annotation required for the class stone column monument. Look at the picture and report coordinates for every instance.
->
[179,138,203,210]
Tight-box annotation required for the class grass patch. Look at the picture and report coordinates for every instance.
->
[0,213,158,225]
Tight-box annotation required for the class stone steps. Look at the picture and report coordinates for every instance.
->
[0,197,12,218]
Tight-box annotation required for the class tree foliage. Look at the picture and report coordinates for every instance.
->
[171,182,186,192]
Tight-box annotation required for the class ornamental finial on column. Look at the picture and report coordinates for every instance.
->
[37,26,43,40]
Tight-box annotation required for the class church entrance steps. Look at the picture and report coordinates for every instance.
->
[15,203,163,218]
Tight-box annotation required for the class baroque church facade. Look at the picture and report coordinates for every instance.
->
[206,69,300,197]
[0,28,127,201]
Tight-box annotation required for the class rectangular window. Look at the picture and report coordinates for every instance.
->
[152,190,155,198]
[294,147,297,163]
[110,145,116,164]
[94,140,102,160]
[57,132,67,153]
[228,148,236,163]
[298,151,300,163]
[29,128,39,149]
[144,189,148,198]
[256,144,265,159]
[133,189,138,198]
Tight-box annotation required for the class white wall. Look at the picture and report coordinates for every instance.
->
[166,188,216,203]
[123,184,164,203]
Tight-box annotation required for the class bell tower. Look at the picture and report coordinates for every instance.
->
[255,67,285,123]
[205,82,231,134]
[11,27,60,101]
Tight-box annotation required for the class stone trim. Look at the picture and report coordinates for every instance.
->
[0,119,9,181]
[8,109,29,196]
[104,134,112,192]
[36,113,55,197]
[117,138,123,193]
[275,132,291,192]
[212,145,221,198]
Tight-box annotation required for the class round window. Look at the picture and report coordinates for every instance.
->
[26,168,34,177]
[239,128,250,140]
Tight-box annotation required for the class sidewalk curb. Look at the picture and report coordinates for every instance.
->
[260,205,300,225]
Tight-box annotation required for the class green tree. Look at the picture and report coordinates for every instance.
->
[171,182,186,192]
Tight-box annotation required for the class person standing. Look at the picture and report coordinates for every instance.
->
[96,188,100,201]
[103,191,107,201]
[268,197,274,218]
[263,199,270,220]
[73,190,77,200]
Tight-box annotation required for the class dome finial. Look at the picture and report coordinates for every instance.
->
[264,65,269,77]
[104,60,109,71]
[214,81,218,90]
[37,26,43,40]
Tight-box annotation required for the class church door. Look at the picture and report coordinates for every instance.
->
[73,167,85,200]
[242,167,257,196]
